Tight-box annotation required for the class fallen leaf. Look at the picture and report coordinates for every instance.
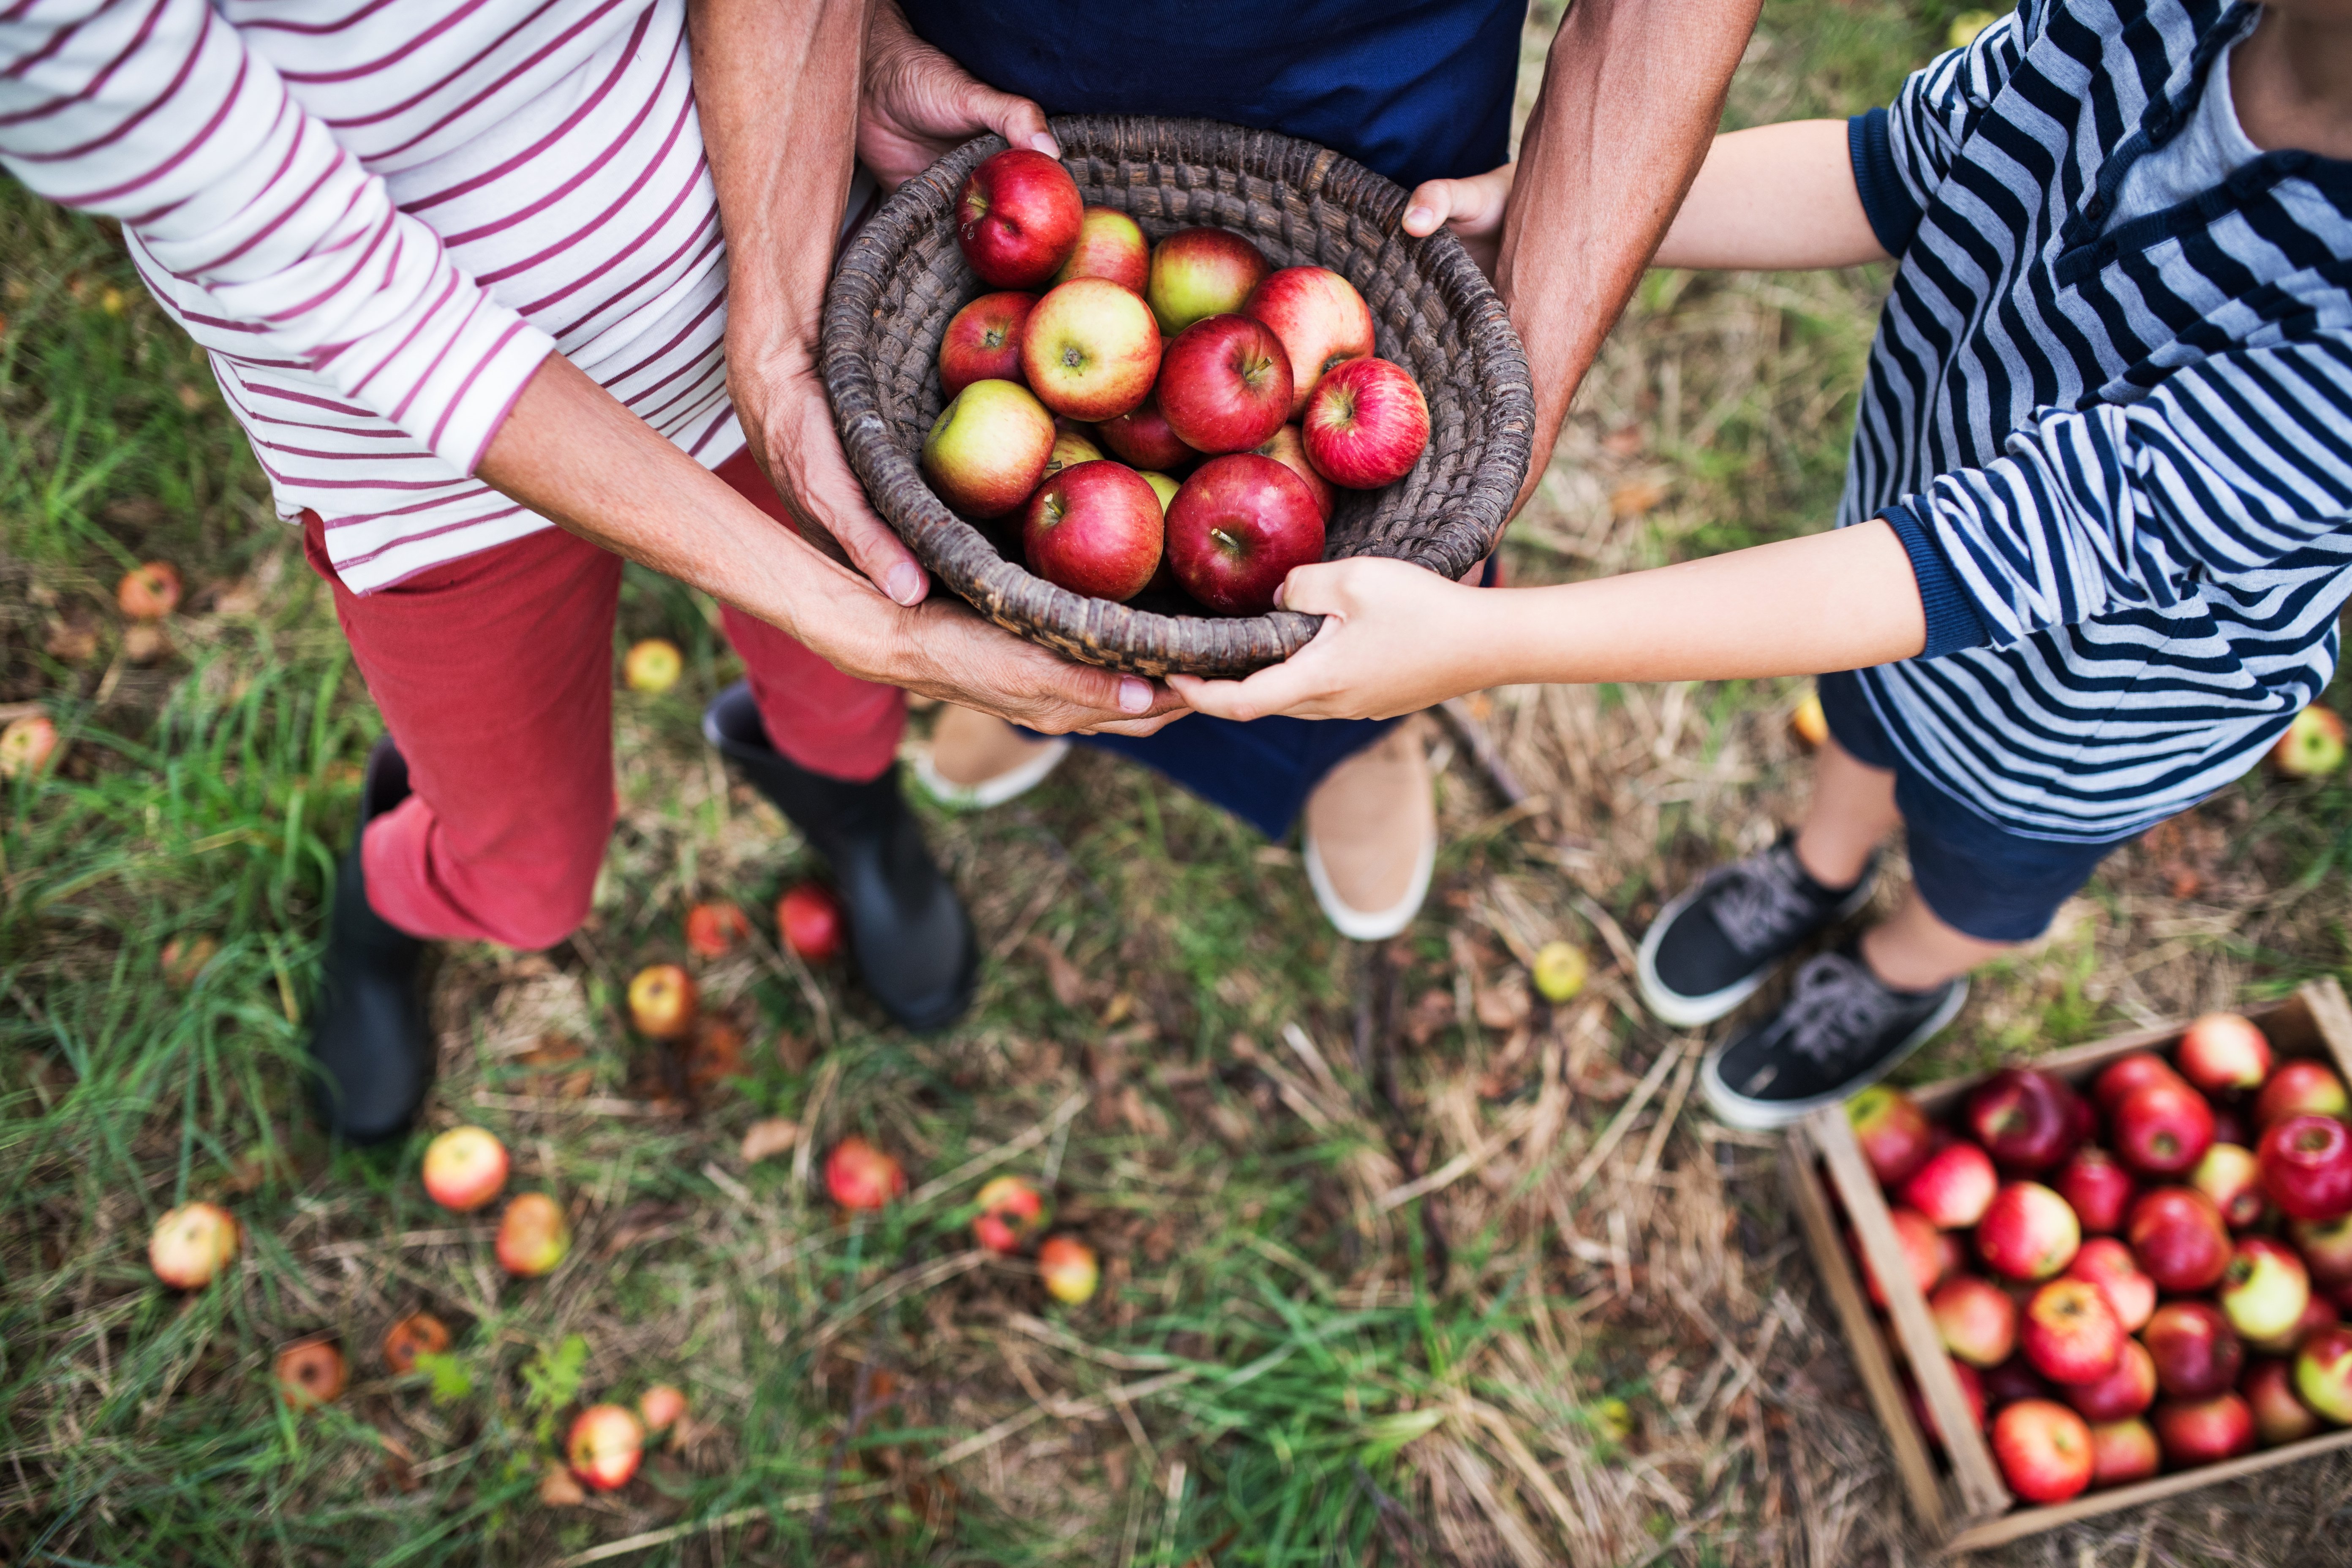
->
[518,1034,592,1099]
[1609,479,1669,519]
[1404,987,1455,1045]
[378,1430,419,1493]
[121,621,172,664]
[1031,938,1087,1010]
[741,1118,800,1164]
[1473,975,1532,1032]
[540,1463,587,1506]
[44,618,97,664]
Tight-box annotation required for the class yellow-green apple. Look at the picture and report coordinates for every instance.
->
[1977,1182,2081,1281]
[973,1174,1050,1254]
[622,637,681,693]
[149,1200,240,1289]
[2020,1279,2124,1385]
[421,1125,509,1213]
[824,1135,906,1211]
[2244,1356,2324,1444]
[2249,1288,2337,1356]
[0,713,59,779]
[1037,1234,1099,1304]
[939,291,1036,398]
[567,1404,645,1491]
[1931,1274,2017,1366]
[1051,206,1149,293]
[2191,1142,2267,1229]
[1990,1399,2095,1502]
[777,882,845,962]
[2271,703,2347,777]
[2093,1051,2186,1115]
[2176,1012,2272,1093]
[2153,1392,2255,1465]
[2294,1214,2352,1284]
[275,1338,347,1409]
[2065,1336,2156,1421]
[1024,460,1165,602]
[1967,1068,2087,1176]
[2146,1300,2245,1398]
[495,1191,570,1277]
[1252,425,1334,522]
[160,933,218,988]
[2053,1146,2135,1234]
[2257,1059,2349,1128]
[2296,1326,2352,1423]
[2113,1080,2216,1177]
[117,560,181,619]
[2065,1236,2156,1331]
[638,1384,687,1435]
[2128,1186,2232,1292]
[626,963,697,1040]
[1097,391,1197,471]
[1532,940,1589,1004]
[2223,1237,2313,1342]
[684,900,749,958]
[382,1310,450,1375]
[2260,1113,2352,1221]
[1241,265,1375,416]
[1848,1084,1934,1188]
[922,378,1055,519]
[2088,1417,2161,1485]
[1042,423,1105,485]
[1302,356,1429,488]
[1900,1141,1998,1229]
[1163,453,1325,615]
[1138,471,1179,514]
[1157,315,1293,453]
[1849,1207,1947,1308]
[1791,691,1830,747]
[956,148,1083,289]
[1021,278,1161,422]
[1145,226,1270,335]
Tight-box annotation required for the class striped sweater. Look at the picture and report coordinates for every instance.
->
[0,0,746,593]
[1841,0,2352,844]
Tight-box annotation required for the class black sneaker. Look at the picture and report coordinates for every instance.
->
[1698,947,1967,1128]
[1635,834,1876,1027]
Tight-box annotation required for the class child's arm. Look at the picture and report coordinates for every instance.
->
[1402,121,1888,272]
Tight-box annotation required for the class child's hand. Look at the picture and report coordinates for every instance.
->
[1401,163,1514,277]
[1166,557,1492,722]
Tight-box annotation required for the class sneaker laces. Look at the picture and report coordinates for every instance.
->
[1775,952,1908,1067]
[1706,843,1828,955]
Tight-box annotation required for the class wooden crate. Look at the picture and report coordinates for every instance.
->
[1784,977,2352,1553]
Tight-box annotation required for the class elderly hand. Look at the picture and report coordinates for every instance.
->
[860,0,1059,190]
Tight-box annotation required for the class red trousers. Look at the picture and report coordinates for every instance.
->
[304,451,905,949]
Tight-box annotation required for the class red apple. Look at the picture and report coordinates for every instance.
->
[939,291,1036,398]
[2249,1289,2338,1357]
[2213,1103,2252,1149]
[1240,265,1375,417]
[1851,1207,1948,1309]
[381,1310,451,1375]
[1990,1399,2096,1503]
[2127,1186,2232,1293]
[638,1383,688,1436]
[1984,1353,2053,1407]
[2223,1236,2314,1343]
[2296,1326,2352,1423]
[1023,460,1165,602]
[777,882,846,964]
[2177,1012,2273,1094]
[1021,278,1161,422]
[275,1338,347,1410]
[1977,1182,2081,1281]
[421,1125,509,1214]
[2190,1142,2267,1229]
[2257,1059,2349,1128]
[1097,390,1197,471]
[1038,1234,1100,1304]
[1848,1085,1934,1188]
[2065,1237,2157,1332]
[956,148,1082,289]
[1901,1141,1999,1229]
[1301,356,1429,489]
[2113,1079,2216,1176]
[0,713,60,779]
[117,560,181,619]
[626,963,697,1040]
[2089,1417,2161,1485]
[2066,1337,2157,1421]
[2053,1146,2135,1234]
[1156,314,1292,454]
[2293,1213,2352,1284]
[566,1403,646,1491]
[1966,1067,2086,1175]
[1932,1274,2019,1366]
[621,638,681,693]
[1145,227,1270,336]
[684,900,750,958]
[1252,424,1335,522]
[1164,453,1325,615]
[824,1136,906,1211]
[2021,1279,2124,1385]
[2244,1357,2324,1445]
[2259,1113,2352,1221]
[2145,1300,2245,1399]
[495,1192,570,1277]
[1051,206,1149,293]
[2093,1051,2187,1115]
[921,378,1055,518]
[973,1174,1050,1254]
[2272,702,2348,777]
[148,1201,240,1289]
[2152,1393,2255,1465]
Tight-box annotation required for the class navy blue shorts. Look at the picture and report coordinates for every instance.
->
[1818,670,2132,943]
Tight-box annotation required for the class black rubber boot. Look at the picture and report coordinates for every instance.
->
[309,738,433,1143]
[703,681,977,1032]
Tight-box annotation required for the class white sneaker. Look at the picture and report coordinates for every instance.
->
[909,705,1070,809]
[1299,724,1437,942]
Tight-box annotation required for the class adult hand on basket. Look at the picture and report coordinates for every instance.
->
[858,0,1060,191]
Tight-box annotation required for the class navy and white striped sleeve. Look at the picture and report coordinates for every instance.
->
[1848,3,2041,255]
[1886,339,2352,654]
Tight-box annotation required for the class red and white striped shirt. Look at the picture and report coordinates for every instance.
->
[0,0,762,592]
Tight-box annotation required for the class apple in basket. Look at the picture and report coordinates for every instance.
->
[1242,265,1375,416]
[956,148,1083,289]
[1022,278,1162,422]
[1051,206,1150,293]
[921,379,1055,519]
[938,291,1036,398]
[1302,357,1429,488]
[1157,315,1293,454]
[1097,391,1197,472]
[1146,226,1270,335]
[1252,425,1335,522]
[1024,460,1166,603]
[1164,454,1325,616]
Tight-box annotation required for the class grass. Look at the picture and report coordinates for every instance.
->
[7,2,2352,1564]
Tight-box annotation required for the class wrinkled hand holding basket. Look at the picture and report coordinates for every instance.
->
[822,116,1536,678]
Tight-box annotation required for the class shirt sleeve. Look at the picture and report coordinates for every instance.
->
[1847,3,2042,256]
[0,0,555,475]
[1887,338,2352,654]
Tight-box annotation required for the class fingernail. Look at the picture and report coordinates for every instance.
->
[1405,206,1433,230]
[1032,134,1062,159]
[1118,677,1150,714]
[885,563,923,604]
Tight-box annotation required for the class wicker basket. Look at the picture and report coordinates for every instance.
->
[822,116,1536,678]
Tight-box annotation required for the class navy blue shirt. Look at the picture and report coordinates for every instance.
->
[898,0,1524,189]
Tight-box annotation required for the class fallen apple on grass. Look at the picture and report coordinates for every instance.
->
[626,964,698,1040]
[2053,1145,2135,1234]
[1157,314,1293,454]
[1848,1085,1933,1188]
[1163,453,1326,615]
[638,1383,688,1436]
[117,560,181,619]
[1241,265,1375,416]
[0,713,60,779]
[1037,1234,1100,1304]
[2020,1279,2123,1385]
[1301,356,1429,489]
[777,883,846,963]
[1531,940,1589,1004]
[1989,1399,2096,1503]
[567,1404,646,1492]
[2223,1236,2313,1343]
[956,148,1083,289]
[383,1310,452,1375]
[2271,702,2347,778]
[622,638,682,694]
[2088,1417,2161,1486]
[1097,392,1196,471]
[684,900,751,958]
[2064,1336,2156,1422]
[496,1192,571,1277]
[275,1338,348,1409]
[1024,460,1165,602]
[1931,1274,2018,1366]
[2064,1236,2156,1332]
[2245,1356,2324,1445]
[1146,226,1270,336]
[921,378,1056,519]
[2152,1392,2256,1465]
[2259,1113,2352,1221]
[1022,278,1162,422]
[825,1136,906,1211]
[1900,1140,1998,1229]
[939,291,1037,398]
[972,1174,1050,1254]
[2257,1059,2349,1128]
[422,1125,509,1213]
[2145,1300,2245,1399]
[159,933,219,988]
[2190,1141,2267,1229]
[1051,205,1150,293]
[2127,1185,2232,1293]
[2176,1012,2273,1094]
[1976,1181,2080,1281]
[149,1201,240,1289]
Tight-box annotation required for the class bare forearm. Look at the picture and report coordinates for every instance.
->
[1652,121,1887,270]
